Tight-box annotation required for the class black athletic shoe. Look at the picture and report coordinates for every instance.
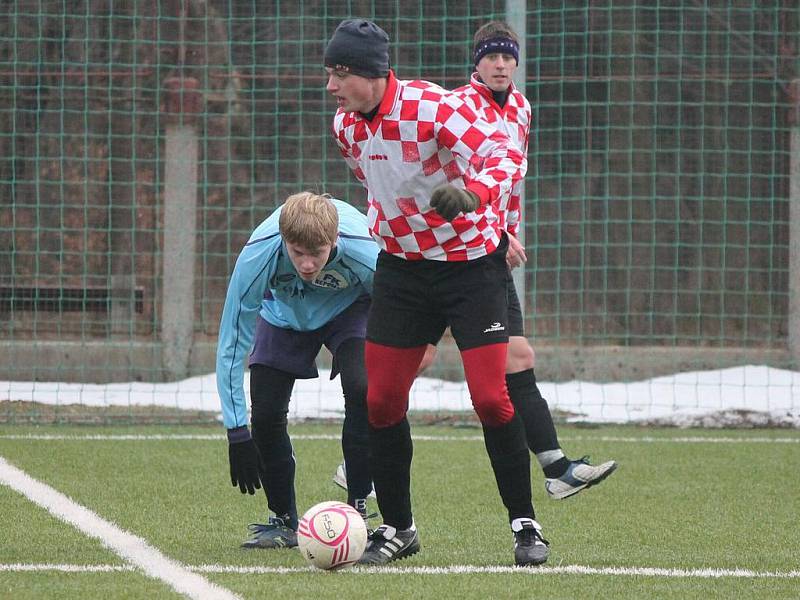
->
[240,516,298,549]
[357,524,420,565]
[513,518,549,566]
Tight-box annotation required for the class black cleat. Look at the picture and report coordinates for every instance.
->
[513,518,549,566]
[357,524,420,565]
[240,516,298,549]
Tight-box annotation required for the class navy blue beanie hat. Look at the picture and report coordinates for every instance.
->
[324,19,390,78]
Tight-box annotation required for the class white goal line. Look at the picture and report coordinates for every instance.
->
[0,433,799,444]
[1,562,798,579]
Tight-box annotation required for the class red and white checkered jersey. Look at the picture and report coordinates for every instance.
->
[452,73,531,238]
[332,70,526,261]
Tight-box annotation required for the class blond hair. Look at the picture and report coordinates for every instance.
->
[278,192,338,249]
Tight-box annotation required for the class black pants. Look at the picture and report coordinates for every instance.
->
[249,337,371,524]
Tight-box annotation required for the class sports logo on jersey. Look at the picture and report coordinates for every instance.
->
[313,270,349,289]
[483,322,505,333]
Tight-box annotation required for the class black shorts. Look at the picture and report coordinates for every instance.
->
[419,258,524,346]
[506,269,524,338]
[367,236,509,351]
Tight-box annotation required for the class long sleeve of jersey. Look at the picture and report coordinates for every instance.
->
[505,99,530,238]
[434,97,526,209]
[216,228,281,429]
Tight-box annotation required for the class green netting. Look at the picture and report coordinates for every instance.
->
[0,1,798,395]
[528,2,795,352]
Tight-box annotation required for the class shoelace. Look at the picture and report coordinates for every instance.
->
[247,523,274,534]
[517,526,549,547]
[367,525,391,542]
[361,512,379,537]
[247,516,292,534]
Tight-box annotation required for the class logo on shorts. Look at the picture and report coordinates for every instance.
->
[483,322,505,333]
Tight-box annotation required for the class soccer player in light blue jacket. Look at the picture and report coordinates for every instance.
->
[216,191,378,549]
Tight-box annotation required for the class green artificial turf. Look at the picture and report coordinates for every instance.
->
[1,424,798,599]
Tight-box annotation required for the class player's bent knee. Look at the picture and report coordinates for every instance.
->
[366,388,408,428]
[472,397,515,428]
[366,402,406,428]
[250,410,289,435]
[506,336,535,373]
[342,381,368,409]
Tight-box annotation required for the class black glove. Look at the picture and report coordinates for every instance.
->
[430,185,479,221]
[227,426,263,495]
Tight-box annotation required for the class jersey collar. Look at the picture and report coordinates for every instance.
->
[376,70,399,116]
[357,70,398,133]
[469,72,516,115]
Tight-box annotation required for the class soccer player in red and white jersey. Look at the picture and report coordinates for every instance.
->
[452,21,618,501]
[332,21,617,506]
[324,18,548,566]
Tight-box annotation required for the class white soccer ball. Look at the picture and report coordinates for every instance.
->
[297,501,368,570]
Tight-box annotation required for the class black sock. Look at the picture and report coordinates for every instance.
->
[370,418,413,530]
[252,421,297,527]
[482,414,534,522]
[250,365,298,528]
[543,457,571,479]
[506,369,563,456]
[342,418,372,505]
[336,338,372,504]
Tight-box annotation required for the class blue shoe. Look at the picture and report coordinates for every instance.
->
[545,456,618,500]
[240,516,298,549]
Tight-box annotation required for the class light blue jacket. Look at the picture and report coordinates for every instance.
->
[216,199,377,429]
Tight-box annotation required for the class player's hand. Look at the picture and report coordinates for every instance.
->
[506,233,527,270]
[227,427,263,495]
[430,185,479,221]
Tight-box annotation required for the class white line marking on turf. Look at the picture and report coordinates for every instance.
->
[0,434,225,440]
[0,457,242,600]
[4,563,797,579]
[193,564,800,578]
[0,563,135,572]
[1,433,799,444]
